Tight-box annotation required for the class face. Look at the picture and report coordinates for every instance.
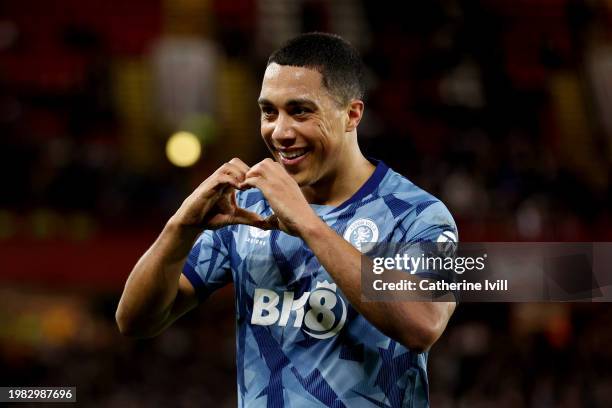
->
[258,63,350,187]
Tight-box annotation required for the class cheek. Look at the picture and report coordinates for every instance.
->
[314,117,340,151]
[261,123,273,142]
[261,120,271,134]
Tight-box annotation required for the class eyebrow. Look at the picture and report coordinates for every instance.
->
[257,98,318,110]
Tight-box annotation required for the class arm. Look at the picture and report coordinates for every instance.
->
[300,221,455,353]
[115,221,201,338]
[242,159,455,352]
[116,158,266,338]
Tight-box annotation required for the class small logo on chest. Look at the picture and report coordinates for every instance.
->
[343,218,379,252]
[247,226,270,246]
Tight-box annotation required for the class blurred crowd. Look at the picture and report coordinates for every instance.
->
[1,0,611,240]
[0,287,239,407]
[2,0,612,406]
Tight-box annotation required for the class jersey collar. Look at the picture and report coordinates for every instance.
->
[320,158,389,215]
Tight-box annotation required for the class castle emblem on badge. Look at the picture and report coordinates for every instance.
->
[343,218,379,252]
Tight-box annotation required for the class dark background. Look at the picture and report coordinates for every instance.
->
[1,0,612,406]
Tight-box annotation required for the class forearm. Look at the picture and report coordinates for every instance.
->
[116,218,201,336]
[301,219,453,352]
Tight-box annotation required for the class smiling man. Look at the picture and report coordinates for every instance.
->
[116,33,458,407]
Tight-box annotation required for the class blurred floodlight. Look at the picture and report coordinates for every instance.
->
[166,131,201,167]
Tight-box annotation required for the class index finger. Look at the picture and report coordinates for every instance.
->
[228,157,250,173]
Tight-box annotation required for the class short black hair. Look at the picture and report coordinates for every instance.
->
[267,32,365,106]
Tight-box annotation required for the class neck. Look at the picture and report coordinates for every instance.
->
[301,142,375,206]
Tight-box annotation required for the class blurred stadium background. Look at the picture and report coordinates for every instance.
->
[1,0,612,406]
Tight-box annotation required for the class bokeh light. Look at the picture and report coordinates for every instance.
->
[165,131,201,167]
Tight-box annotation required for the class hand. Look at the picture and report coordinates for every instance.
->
[240,158,320,236]
[171,158,268,230]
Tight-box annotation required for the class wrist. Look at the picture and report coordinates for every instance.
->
[148,218,202,265]
[297,212,329,241]
[163,216,202,243]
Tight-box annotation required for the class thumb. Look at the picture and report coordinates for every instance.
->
[262,213,286,233]
[231,207,268,228]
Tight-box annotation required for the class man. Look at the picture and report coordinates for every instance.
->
[116,32,457,407]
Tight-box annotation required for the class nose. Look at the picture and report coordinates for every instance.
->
[271,113,296,147]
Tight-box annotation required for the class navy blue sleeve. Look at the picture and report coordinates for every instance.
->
[182,228,232,302]
[396,200,459,288]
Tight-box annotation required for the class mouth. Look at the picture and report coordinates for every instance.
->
[277,147,311,166]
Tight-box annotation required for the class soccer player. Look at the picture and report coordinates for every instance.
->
[116,33,458,407]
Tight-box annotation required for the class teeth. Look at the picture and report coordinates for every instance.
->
[279,149,307,159]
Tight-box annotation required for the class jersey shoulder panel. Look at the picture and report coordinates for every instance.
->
[182,228,232,301]
[378,167,458,243]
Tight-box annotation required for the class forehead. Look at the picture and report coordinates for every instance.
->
[259,63,328,103]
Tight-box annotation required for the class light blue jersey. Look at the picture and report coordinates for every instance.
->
[183,160,457,407]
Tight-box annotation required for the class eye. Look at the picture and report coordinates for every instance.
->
[291,106,312,117]
[260,106,277,119]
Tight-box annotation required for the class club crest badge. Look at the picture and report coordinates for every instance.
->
[343,218,379,252]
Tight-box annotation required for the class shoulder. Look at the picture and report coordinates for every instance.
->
[379,166,457,241]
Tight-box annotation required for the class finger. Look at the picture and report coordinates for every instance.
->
[250,158,288,179]
[244,165,259,179]
[231,207,268,227]
[260,157,275,165]
[214,173,242,190]
[262,213,280,230]
[268,159,289,175]
[228,157,250,174]
[218,162,247,183]
[245,159,273,178]
[244,167,268,181]
[239,176,261,191]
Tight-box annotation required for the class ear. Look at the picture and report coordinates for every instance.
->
[345,99,364,132]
